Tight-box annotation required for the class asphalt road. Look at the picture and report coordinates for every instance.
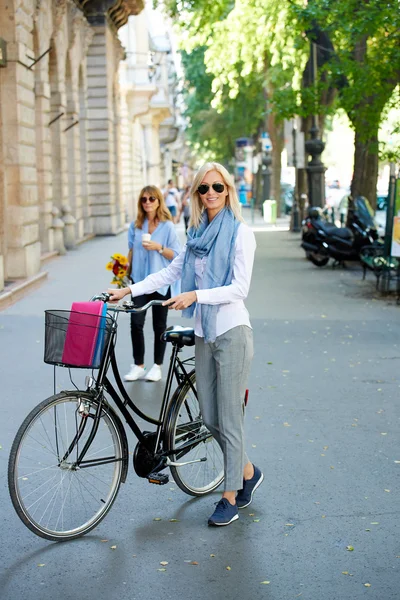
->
[0,219,399,600]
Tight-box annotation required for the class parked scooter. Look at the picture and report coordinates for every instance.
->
[301,196,380,267]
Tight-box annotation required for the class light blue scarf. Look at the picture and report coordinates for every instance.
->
[181,207,240,343]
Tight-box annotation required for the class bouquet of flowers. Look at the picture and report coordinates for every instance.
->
[106,253,130,288]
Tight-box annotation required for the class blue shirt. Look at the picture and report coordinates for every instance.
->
[128,219,181,297]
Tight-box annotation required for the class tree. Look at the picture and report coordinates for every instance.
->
[163,0,400,208]
[179,46,265,164]
[291,0,400,206]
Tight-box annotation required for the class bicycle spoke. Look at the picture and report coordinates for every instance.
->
[9,394,123,540]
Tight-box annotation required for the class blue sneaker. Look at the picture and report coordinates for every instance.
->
[208,498,239,526]
[236,465,264,509]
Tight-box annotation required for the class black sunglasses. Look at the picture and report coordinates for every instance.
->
[140,196,157,204]
[197,182,225,195]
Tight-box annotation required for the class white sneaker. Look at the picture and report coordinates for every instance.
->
[145,364,162,382]
[124,364,146,381]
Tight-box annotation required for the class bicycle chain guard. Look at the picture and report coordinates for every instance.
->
[133,431,162,478]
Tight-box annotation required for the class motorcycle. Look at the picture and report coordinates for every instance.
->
[301,196,381,267]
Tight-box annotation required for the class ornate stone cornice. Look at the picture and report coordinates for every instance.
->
[74,0,144,30]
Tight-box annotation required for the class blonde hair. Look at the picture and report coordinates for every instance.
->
[135,185,172,229]
[189,162,244,228]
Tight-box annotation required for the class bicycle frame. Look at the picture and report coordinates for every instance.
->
[70,301,198,470]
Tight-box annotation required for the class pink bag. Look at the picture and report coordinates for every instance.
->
[61,302,105,367]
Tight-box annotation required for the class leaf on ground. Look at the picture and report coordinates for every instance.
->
[371,522,379,525]
[254,416,260,420]
[260,581,270,584]
[282,370,290,373]
[100,539,108,542]
[37,564,46,567]
[342,571,349,575]
[157,568,167,572]
[190,561,198,565]
[253,519,260,522]
[160,561,168,566]
[323,446,329,450]
[110,545,117,550]
[267,362,273,365]
[321,454,325,456]
[153,517,162,521]
[365,529,371,532]
[364,583,371,587]
[251,444,257,448]
[285,523,294,526]
[381,433,388,436]
[346,546,354,551]
[321,515,326,518]
[308,439,314,443]
[169,519,179,522]
[283,422,291,427]
[249,513,255,516]
[330,466,335,469]
[226,566,231,571]
[384,489,390,492]
[210,554,215,558]
[394,461,400,464]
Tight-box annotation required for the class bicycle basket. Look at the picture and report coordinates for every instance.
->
[44,309,115,369]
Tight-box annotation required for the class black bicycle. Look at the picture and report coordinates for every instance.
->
[8,295,224,541]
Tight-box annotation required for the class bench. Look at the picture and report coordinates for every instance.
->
[359,245,400,302]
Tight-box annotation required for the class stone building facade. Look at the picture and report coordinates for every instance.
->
[0,0,146,294]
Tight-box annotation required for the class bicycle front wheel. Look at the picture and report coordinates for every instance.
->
[165,371,224,496]
[8,391,125,541]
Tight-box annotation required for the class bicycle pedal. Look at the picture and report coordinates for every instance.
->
[147,473,169,485]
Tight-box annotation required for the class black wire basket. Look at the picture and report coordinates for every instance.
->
[44,309,115,369]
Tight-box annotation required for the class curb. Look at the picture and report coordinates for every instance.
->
[0,271,48,311]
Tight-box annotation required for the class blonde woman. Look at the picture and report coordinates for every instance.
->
[109,164,263,526]
[124,186,181,383]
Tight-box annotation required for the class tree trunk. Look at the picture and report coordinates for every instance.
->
[268,113,284,215]
[351,129,379,209]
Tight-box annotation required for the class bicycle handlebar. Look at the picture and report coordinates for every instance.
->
[89,293,166,313]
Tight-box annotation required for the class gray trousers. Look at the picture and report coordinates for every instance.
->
[195,325,254,491]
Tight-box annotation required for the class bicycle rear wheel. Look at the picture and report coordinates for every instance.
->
[8,391,125,541]
[164,371,224,496]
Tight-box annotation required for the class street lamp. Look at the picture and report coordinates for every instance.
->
[304,41,326,208]
[291,119,301,232]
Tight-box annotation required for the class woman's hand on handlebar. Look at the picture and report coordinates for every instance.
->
[163,291,197,310]
[106,286,131,302]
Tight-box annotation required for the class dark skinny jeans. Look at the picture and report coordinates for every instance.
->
[130,290,170,366]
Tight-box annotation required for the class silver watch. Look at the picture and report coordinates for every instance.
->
[158,246,164,255]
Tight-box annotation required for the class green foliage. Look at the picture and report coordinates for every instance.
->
[180,46,264,161]
[165,0,400,156]
[290,0,400,139]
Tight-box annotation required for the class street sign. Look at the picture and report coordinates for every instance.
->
[0,38,7,67]
[284,118,306,169]
[390,178,400,257]
[261,132,272,152]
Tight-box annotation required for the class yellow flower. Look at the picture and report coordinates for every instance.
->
[106,262,113,271]
[118,268,126,277]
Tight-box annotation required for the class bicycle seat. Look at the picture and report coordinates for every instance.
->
[162,325,195,346]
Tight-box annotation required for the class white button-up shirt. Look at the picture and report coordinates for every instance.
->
[128,222,256,339]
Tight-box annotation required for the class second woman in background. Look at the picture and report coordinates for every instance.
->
[124,186,181,382]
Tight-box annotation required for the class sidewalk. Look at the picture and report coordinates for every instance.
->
[1,214,400,600]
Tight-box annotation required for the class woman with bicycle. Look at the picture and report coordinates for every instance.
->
[109,163,263,527]
[124,186,181,383]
